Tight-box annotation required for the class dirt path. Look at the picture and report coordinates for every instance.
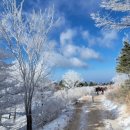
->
[86,97,105,130]
[65,95,123,130]
[65,101,86,130]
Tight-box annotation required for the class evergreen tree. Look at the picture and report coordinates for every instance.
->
[84,82,88,86]
[89,81,97,86]
[116,41,130,75]
[59,80,65,88]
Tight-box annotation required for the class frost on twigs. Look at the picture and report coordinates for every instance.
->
[0,0,58,129]
[101,0,130,12]
[62,70,83,89]
[91,0,130,30]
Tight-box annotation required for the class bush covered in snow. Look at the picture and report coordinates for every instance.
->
[32,86,94,128]
[54,87,94,104]
[33,97,65,128]
[62,70,83,89]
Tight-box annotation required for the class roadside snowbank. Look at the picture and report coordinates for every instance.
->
[102,98,130,130]
[39,106,74,130]
[40,87,94,130]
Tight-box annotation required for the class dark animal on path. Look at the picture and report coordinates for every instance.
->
[95,86,107,95]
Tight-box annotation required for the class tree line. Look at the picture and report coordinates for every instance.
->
[59,80,113,88]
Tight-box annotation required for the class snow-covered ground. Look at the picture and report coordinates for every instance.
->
[0,104,26,130]
[0,86,94,130]
[39,87,94,130]
[79,104,89,130]
[39,106,74,130]
[102,97,130,130]
[42,91,130,130]
[3,86,130,130]
[2,86,130,130]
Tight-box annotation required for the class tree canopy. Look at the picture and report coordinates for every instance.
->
[116,41,130,75]
[62,70,83,89]
[0,0,57,129]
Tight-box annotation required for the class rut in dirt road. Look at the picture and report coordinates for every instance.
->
[86,100,105,130]
[65,101,86,130]
[65,95,122,130]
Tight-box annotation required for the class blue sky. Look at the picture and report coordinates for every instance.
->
[17,0,129,82]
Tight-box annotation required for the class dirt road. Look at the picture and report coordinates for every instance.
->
[65,95,123,130]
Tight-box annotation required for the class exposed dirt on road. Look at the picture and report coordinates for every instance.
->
[65,95,123,130]
[64,101,86,130]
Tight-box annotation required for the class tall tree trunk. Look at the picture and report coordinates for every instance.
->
[26,107,32,130]
[9,113,11,119]
[13,107,16,123]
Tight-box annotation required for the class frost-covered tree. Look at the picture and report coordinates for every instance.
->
[0,0,57,129]
[91,0,130,30]
[0,49,11,123]
[116,41,130,75]
[0,48,21,124]
[112,74,128,86]
[62,70,83,89]
[116,41,130,88]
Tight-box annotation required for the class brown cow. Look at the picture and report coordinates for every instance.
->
[95,86,107,95]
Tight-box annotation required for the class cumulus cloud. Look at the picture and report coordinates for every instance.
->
[82,30,118,47]
[47,29,101,68]
[60,29,100,59]
[62,44,78,57]
[60,29,76,45]
[70,57,87,67]
[79,47,100,60]
[50,51,87,68]
[62,44,100,60]
[44,28,118,69]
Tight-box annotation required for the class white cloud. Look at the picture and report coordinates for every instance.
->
[82,31,95,45]
[48,40,57,49]
[82,30,118,47]
[79,47,100,60]
[47,29,103,69]
[70,57,87,67]
[50,52,69,67]
[62,44,78,57]
[60,29,101,60]
[98,31,118,47]
[50,44,100,68]
[50,51,87,68]
[60,29,76,45]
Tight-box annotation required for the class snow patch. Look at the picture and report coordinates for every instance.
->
[79,105,89,130]
[39,106,74,130]
[102,98,130,130]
